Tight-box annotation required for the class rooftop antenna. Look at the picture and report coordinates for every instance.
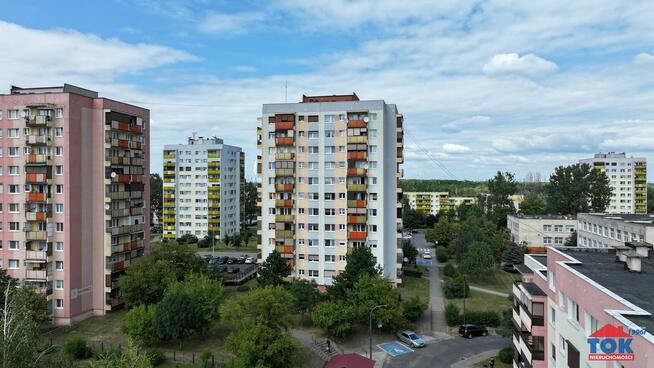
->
[284,80,288,103]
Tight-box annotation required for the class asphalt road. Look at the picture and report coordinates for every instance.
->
[197,250,258,258]
[384,335,510,368]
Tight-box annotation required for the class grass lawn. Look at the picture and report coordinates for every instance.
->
[45,310,129,347]
[446,289,511,315]
[398,275,429,302]
[466,269,521,294]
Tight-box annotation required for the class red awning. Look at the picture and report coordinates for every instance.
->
[325,353,375,368]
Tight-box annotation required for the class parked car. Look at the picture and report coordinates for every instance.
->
[423,253,432,259]
[244,256,255,264]
[208,257,220,265]
[237,256,246,264]
[203,255,212,262]
[402,234,412,240]
[226,257,235,264]
[396,330,425,348]
[458,324,488,339]
[411,229,419,234]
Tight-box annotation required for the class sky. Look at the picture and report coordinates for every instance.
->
[1,0,654,181]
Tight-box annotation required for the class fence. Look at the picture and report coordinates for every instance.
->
[223,264,258,285]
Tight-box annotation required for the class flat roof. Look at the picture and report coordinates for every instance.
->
[301,93,359,103]
[9,83,98,98]
[515,264,534,275]
[531,255,548,267]
[509,214,576,220]
[522,282,546,297]
[580,213,654,226]
[560,247,654,332]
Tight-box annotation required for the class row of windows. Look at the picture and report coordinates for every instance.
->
[0,203,63,213]
[268,192,378,201]
[0,222,64,232]
[543,237,566,245]
[0,165,64,176]
[0,127,64,137]
[580,221,642,242]
[0,240,64,251]
[0,183,65,194]
[0,145,64,157]
[268,224,378,232]
[542,225,575,232]
[298,254,345,262]
[0,108,64,120]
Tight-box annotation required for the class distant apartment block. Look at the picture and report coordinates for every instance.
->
[513,244,654,368]
[163,136,242,240]
[404,191,476,216]
[579,152,647,214]
[0,84,149,325]
[577,213,654,249]
[257,94,404,286]
[507,215,576,252]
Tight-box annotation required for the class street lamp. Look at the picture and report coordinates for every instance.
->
[369,304,387,359]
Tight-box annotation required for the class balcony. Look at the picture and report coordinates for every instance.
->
[348,215,367,224]
[275,168,295,177]
[347,151,367,160]
[25,250,48,262]
[347,168,367,177]
[276,137,295,146]
[163,153,176,159]
[25,270,47,281]
[347,136,368,144]
[25,135,50,145]
[275,199,294,208]
[26,154,51,166]
[26,173,48,183]
[275,214,294,222]
[274,245,294,255]
[347,119,367,129]
[347,200,367,208]
[26,212,47,222]
[276,183,295,192]
[26,115,51,126]
[275,230,294,239]
[275,121,295,131]
[347,183,367,192]
[110,224,144,236]
[275,152,295,161]
[348,231,367,240]
[208,193,221,200]
[27,192,47,203]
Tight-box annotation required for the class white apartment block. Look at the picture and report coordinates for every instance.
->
[404,191,476,216]
[577,213,654,249]
[163,136,242,240]
[507,215,576,252]
[579,152,647,214]
[257,94,404,286]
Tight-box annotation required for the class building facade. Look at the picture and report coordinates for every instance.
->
[404,191,476,216]
[163,136,241,240]
[257,94,403,286]
[514,245,654,368]
[577,213,654,249]
[0,84,150,325]
[579,152,647,214]
[507,215,576,253]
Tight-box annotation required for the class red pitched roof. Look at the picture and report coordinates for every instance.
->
[590,324,631,338]
[325,353,375,368]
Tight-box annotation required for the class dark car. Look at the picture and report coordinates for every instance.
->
[237,256,246,264]
[226,257,235,264]
[459,324,488,339]
[208,257,220,265]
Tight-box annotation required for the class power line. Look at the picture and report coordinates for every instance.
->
[404,130,459,180]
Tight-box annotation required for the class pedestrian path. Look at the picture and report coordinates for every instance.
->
[469,285,509,298]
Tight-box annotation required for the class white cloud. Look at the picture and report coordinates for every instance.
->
[199,11,264,34]
[442,143,470,153]
[634,52,654,64]
[483,53,558,77]
[231,65,258,73]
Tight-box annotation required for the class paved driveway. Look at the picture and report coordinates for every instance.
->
[383,335,510,368]
[411,231,448,335]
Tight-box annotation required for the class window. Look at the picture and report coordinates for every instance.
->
[55,165,63,175]
[308,131,319,139]
[325,208,335,216]
[8,166,19,175]
[55,146,63,156]
[543,225,552,232]
[55,108,64,118]
[56,299,64,309]
[550,306,556,325]
[8,185,19,194]
[325,255,336,262]
[55,242,64,252]
[0,111,2,120]
[8,260,19,269]
[308,177,319,185]
[55,261,64,271]
[308,270,319,277]
[8,110,18,119]
[544,237,552,244]
[8,222,19,232]
[55,280,64,290]
[7,128,19,138]
[554,237,563,244]
[55,127,64,137]
[56,184,64,194]
[8,147,18,156]
[56,223,64,232]
[568,297,580,323]
[8,204,19,213]
[8,241,19,250]
[369,145,377,153]
[56,204,64,213]
[308,146,319,154]
[585,313,599,336]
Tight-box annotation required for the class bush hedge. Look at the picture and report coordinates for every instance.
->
[442,263,456,277]
[62,337,94,360]
[435,247,448,262]
[499,347,513,364]
[445,303,460,326]
[403,268,423,278]
[145,349,166,366]
[464,310,500,327]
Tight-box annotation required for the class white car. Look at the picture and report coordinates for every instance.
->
[423,253,432,259]
[244,257,255,264]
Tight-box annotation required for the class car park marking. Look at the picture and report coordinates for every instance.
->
[416,259,432,266]
[378,342,413,357]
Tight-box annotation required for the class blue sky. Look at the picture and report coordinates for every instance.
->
[2,0,654,181]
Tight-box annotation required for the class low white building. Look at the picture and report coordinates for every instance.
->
[576,213,654,249]
[507,215,576,252]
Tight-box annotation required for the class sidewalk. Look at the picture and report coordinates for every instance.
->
[449,350,498,368]
[468,285,509,298]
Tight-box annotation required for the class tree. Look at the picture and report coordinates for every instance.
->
[402,297,428,323]
[150,173,163,225]
[288,280,320,321]
[329,245,381,300]
[565,231,578,247]
[519,194,546,215]
[176,234,198,245]
[232,233,243,248]
[402,200,424,230]
[14,284,48,324]
[150,242,205,280]
[118,256,176,308]
[346,274,404,331]
[432,217,458,246]
[241,181,258,227]
[502,244,524,270]
[122,305,157,346]
[241,229,253,247]
[257,250,291,287]
[547,163,611,214]
[224,323,298,368]
[486,171,518,227]
[402,240,418,263]
[220,286,296,331]
[311,301,352,338]
[154,291,203,341]
[459,241,496,279]
[165,273,224,324]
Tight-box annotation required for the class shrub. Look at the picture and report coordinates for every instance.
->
[122,304,157,346]
[442,274,469,299]
[63,337,94,359]
[200,350,214,367]
[442,263,457,277]
[444,303,460,326]
[403,268,423,278]
[436,247,448,262]
[145,349,166,366]
[236,284,251,292]
[177,234,198,245]
[499,347,513,364]
[464,310,501,327]
[402,297,428,322]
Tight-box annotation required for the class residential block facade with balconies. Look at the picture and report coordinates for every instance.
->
[257,94,404,286]
[0,84,149,325]
[404,191,476,216]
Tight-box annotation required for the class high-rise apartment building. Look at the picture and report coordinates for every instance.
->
[404,191,476,216]
[257,94,404,286]
[579,152,647,214]
[163,136,242,240]
[0,84,149,325]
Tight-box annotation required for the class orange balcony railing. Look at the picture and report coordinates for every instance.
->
[275,121,295,131]
[347,151,367,160]
[276,137,295,146]
[27,192,46,202]
[275,199,294,208]
[347,119,367,128]
[348,215,368,224]
[275,184,295,192]
[347,200,367,208]
[348,231,367,240]
[26,173,47,183]
[347,168,367,177]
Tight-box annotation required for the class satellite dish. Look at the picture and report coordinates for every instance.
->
[104,204,111,210]
[363,117,369,123]
[110,172,117,178]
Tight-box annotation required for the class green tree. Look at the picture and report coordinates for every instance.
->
[150,173,163,225]
[502,244,524,270]
[433,217,458,246]
[329,245,381,300]
[150,241,205,280]
[402,200,424,230]
[224,323,298,368]
[257,250,291,287]
[122,305,157,346]
[346,274,404,331]
[288,280,320,321]
[459,241,496,279]
[402,240,418,263]
[14,284,48,323]
[241,181,258,227]
[221,286,296,331]
[154,291,203,341]
[402,297,428,323]
[486,171,518,227]
[233,233,243,248]
[165,273,224,324]
[118,256,176,308]
[176,233,198,245]
[547,163,611,214]
[565,231,578,247]
[311,301,352,338]
[519,194,546,215]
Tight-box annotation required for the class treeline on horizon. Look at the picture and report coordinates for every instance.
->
[399,179,488,196]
